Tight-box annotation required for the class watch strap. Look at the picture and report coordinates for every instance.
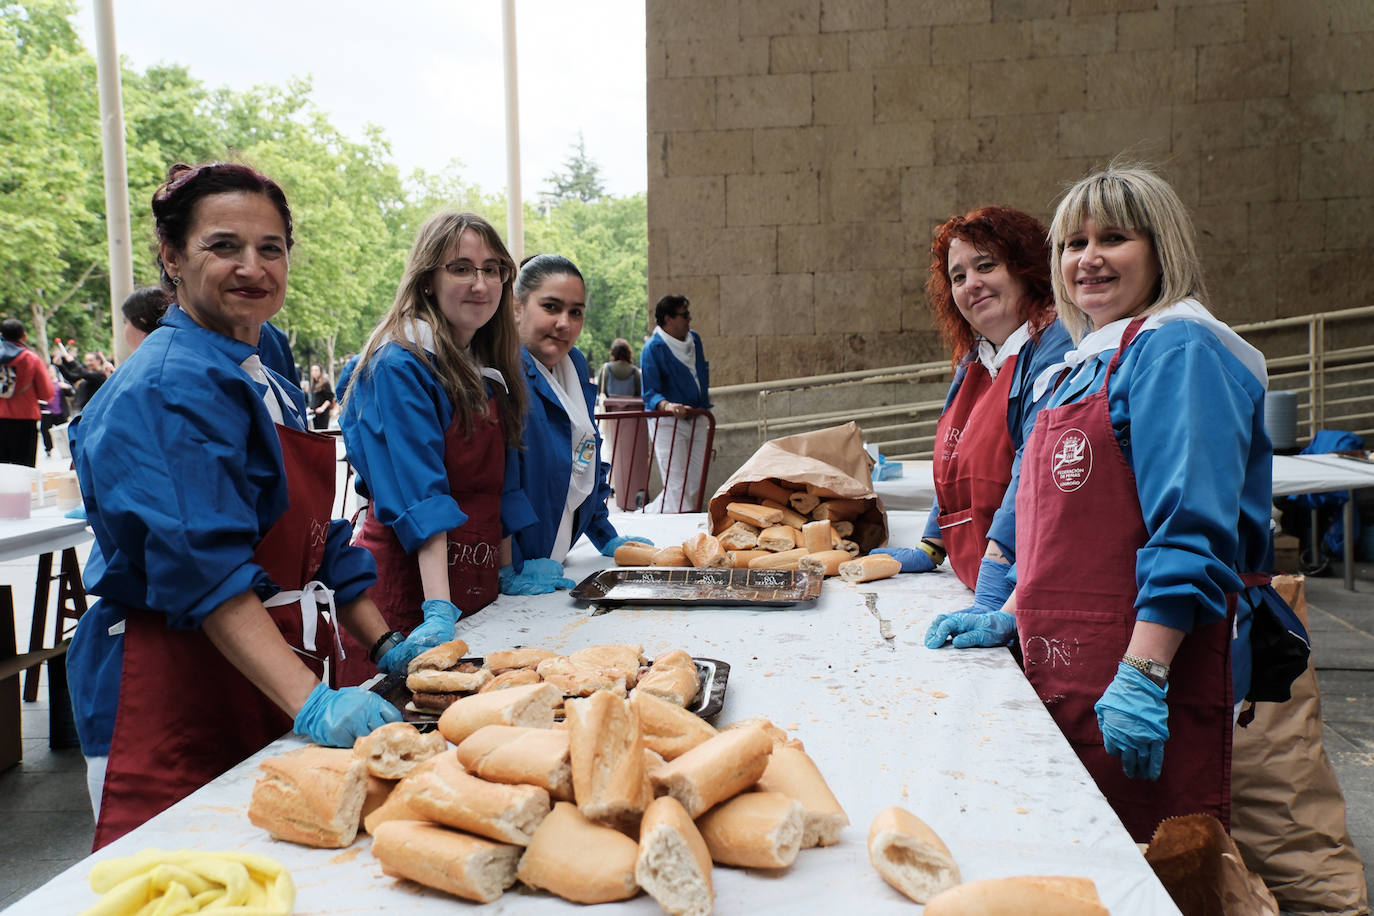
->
[369,630,405,665]
[1122,653,1169,686]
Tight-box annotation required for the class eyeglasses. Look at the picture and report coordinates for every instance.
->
[673,310,691,320]
[442,261,512,284]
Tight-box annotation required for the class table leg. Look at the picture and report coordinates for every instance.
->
[1343,493,1356,592]
[23,552,54,703]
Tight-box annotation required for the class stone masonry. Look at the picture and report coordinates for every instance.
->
[646,0,1374,386]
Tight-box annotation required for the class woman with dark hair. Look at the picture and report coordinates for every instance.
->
[67,162,418,850]
[308,364,335,430]
[339,211,527,684]
[876,207,1071,643]
[505,255,650,587]
[935,163,1278,842]
[596,337,641,399]
[120,286,172,352]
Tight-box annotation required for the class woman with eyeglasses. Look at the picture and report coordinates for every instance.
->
[337,211,528,685]
[503,255,652,590]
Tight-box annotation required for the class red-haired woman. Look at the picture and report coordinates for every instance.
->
[874,207,1071,649]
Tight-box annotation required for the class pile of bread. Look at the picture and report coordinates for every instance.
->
[614,479,900,584]
[247,643,848,914]
[866,806,1109,914]
[404,640,700,714]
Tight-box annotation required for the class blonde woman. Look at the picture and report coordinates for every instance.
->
[338,211,528,685]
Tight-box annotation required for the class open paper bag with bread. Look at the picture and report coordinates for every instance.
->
[707,422,889,571]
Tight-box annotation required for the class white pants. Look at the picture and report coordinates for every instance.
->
[646,415,709,513]
[85,754,108,820]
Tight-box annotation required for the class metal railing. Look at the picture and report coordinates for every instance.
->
[712,306,1374,460]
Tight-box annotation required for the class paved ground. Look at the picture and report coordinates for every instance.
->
[2,539,1370,910]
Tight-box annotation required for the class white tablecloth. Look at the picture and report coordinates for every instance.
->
[13,511,1178,915]
[1272,453,1374,497]
[0,507,91,565]
[870,459,935,513]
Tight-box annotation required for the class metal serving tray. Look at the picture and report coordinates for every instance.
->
[570,567,822,607]
[370,655,731,729]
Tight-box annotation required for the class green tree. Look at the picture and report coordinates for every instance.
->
[544,133,606,204]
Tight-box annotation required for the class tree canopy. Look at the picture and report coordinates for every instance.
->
[0,3,648,379]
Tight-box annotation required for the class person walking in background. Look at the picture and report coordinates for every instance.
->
[0,318,56,466]
[40,363,72,457]
[51,340,110,414]
[596,337,641,405]
[120,286,173,353]
[308,364,335,430]
[639,294,711,512]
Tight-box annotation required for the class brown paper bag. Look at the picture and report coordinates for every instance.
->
[707,422,889,552]
[1145,813,1280,916]
[1230,574,1370,915]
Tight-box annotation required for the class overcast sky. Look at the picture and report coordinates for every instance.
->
[73,0,649,198]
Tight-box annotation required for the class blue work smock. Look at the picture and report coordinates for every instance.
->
[67,307,376,755]
[640,330,710,411]
[508,347,617,568]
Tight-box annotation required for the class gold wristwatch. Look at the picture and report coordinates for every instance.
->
[1122,653,1169,688]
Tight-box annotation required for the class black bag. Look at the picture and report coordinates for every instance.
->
[1245,584,1311,704]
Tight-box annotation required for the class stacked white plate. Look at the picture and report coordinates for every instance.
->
[1265,389,1299,450]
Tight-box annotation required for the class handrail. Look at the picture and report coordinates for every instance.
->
[594,406,716,513]
[712,306,1373,459]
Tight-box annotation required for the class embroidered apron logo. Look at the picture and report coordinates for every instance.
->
[1050,428,1091,492]
[941,425,962,462]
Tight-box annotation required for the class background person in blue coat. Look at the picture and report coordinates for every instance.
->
[507,255,652,578]
[640,294,711,512]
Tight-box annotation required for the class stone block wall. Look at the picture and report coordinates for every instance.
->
[646,0,1374,384]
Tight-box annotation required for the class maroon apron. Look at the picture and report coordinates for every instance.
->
[93,422,337,850]
[1013,319,1234,843]
[933,356,1018,589]
[336,394,504,686]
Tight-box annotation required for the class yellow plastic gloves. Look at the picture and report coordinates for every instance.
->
[81,848,294,916]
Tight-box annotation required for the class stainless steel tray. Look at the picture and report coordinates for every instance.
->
[370,654,731,728]
[570,567,822,607]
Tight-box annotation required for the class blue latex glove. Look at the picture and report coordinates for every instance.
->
[376,598,459,675]
[64,505,87,520]
[924,610,1017,649]
[1095,662,1170,780]
[925,558,1016,648]
[870,545,936,574]
[293,682,401,747]
[499,558,577,595]
[600,534,654,557]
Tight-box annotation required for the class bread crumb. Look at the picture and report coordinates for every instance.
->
[1015,807,1030,815]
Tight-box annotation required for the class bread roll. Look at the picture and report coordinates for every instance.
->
[637,796,714,916]
[632,689,718,760]
[721,716,791,745]
[650,725,773,818]
[716,521,760,550]
[405,749,550,845]
[407,666,493,694]
[456,725,573,800]
[837,538,861,557]
[614,542,659,566]
[748,547,809,570]
[867,806,961,903]
[726,501,784,527]
[360,775,395,831]
[437,682,562,745]
[755,745,848,847]
[248,746,368,848]
[536,656,628,697]
[923,876,1106,915]
[653,546,691,567]
[797,549,852,577]
[362,779,427,835]
[788,490,821,514]
[372,819,520,904]
[832,519,855,537]
[801,519,833,553]
[838,554,901,583]
[637,650,701,707]
[485,647,558,672]
[479,668,542,692]
[759,499,810,529]
[746,478,797,505]
[568,644,646,686]
[567,691,648,829]
[683,532,730,568]
[812,498,866,521]
[758,525,799,552]
[355,721,449,779]
[728,549,770,568]
[407,639,471,674]
[696,791,805,868]
[516,802,640,903]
